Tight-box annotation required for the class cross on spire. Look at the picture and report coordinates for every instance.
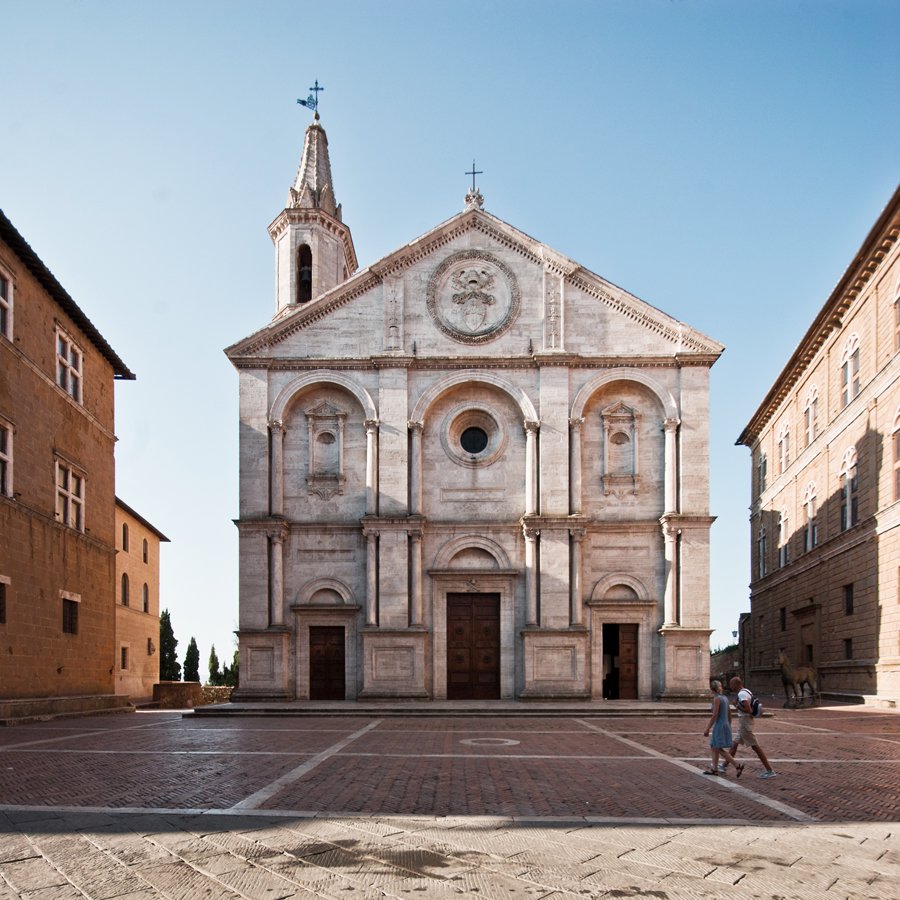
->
[465,159,483,192]
[297,80,325,118]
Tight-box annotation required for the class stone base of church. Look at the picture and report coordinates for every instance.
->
[657,625,714,700]
[233,628,293,701]
[519,628,591,699]
[359,628,430,698]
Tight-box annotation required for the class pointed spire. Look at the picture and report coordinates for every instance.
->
[288,116,342,222]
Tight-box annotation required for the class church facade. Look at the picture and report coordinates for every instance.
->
[226,116,723,702]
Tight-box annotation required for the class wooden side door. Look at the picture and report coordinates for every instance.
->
[618,623,638,700]
[309,626,345,700]
[447,593,500,700]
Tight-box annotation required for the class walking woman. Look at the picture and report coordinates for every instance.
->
[703,680,743,777]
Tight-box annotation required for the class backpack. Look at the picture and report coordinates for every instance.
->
[748,693,763,718]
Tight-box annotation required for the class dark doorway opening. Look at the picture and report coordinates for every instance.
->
[447,593,501,700]
[602,623,638,700]
[309,626,345,700]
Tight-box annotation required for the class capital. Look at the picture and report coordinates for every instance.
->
[364,419,379,434]
[524,419,540,434]
[408,420,424,433]
[664,417,681,433]
[569,416,585,431]
[269,420,285,435]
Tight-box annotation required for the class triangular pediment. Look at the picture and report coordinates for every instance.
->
[225,207,723,361]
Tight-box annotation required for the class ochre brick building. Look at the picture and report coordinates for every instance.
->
[738,185,900,702]
[0,209,135,718]
[114,498,169,703]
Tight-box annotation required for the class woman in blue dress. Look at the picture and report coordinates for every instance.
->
[703,680,743,776]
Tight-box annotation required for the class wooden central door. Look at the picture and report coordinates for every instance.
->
[447,593,500,700]
[309,626,345,700]
[618,624,638,699]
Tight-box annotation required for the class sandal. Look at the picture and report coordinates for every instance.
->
[701,769,719,775]
[736,764,744,779]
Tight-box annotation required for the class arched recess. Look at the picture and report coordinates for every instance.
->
[297,577,353,605]
[432,534,512,570]
[410,371,537,424]
[269,371,377,424]
[570,369,677,421]
[589,573,651,604]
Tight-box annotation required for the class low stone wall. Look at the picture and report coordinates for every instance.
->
[200,686,234,705]
[152,681,202,709]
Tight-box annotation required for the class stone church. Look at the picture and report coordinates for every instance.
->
[225,114,723,702]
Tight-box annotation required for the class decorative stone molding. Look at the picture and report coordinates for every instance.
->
[426,250,520,344]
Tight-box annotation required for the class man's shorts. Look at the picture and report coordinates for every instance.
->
[735,716,758,746]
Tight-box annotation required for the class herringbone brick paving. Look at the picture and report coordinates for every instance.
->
[0,702,899,897]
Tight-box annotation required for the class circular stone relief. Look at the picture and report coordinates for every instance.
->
[426,250,520,344]
[441,404,507,468]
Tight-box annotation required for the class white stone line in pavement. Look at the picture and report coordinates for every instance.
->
[0,749,321,756]
[574,718,817,823]
[230,720,382,810]
[0,716,180,750]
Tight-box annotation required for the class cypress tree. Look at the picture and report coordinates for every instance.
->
[208,644,222,686]
[183,637,200,683]
[159,609,181,681]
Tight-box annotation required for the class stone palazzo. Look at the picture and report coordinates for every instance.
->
[225,116,723,702]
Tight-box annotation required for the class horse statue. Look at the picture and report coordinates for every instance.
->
[777,650,817,707]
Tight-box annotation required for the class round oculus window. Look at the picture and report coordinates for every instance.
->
[460,426,489,454]
[441,405,507,468]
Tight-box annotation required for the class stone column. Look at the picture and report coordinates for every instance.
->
[270,421,285,516]
[524,523,540,626]
[268,528,285,627]
[365,419,379,516]
[408,421,423,515]
[570,526,585,626]
[524,420,540,516]
[569,417,584,514]
[409,527,423,626]
[364,526,378,626]
[664,417,680,515]
[662,520,678,626]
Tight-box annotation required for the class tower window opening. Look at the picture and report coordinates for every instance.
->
[297,244,313,304]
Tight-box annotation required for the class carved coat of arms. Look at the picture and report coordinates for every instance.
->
[451,268,496,332]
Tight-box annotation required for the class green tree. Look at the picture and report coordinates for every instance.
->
[159,609,181,681]
[183,637,200,683]
[224,649,239,688]
[208,644,222,686]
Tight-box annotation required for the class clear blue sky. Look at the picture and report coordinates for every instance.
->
[3,0,898,667]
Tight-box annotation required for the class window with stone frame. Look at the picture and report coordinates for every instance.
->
[305,400,347,499]
[0,418,12,498]
[0,578,8,624]
[120,646,129,670]
[757,526,768,579]
[756,450,767,495]
[62,596,78,634]
[803,386,819,447]
[777,423,791,475]
[55,327,83,403]
[839,447,859,531]
[844,637,853,660]
[55,459,84,532]
[839,334,860,408]
[843,583,854,615]
[895,291,900,353]
[778,508,789,567]
[803,482,818,551]
[893,408,900,502]
[0,267,12,340]
[600,401,640,495]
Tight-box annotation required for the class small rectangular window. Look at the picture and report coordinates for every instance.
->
[779,607,786,631]
[121,647,128,670]
[62,598,78,634]
[147,637,154,655]
[844,638,853,660]
[844,583,854,615]
[55,328,83,403]
[0,581,7,624]
[0,421,11,497]
[0,271,11,338]
[56,461,85,531]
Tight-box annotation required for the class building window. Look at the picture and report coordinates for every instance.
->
[121,646,128,670]
[757,527,767,579]
[55,461,84,532]
[122,523,129,551]
[777,424,791,475]
[0,578,8,624]
[893,409,900,502]
[147,637,154,655]
[142,583,149,613]
[297,244,313,304]
[844,583,854,615]
[56,329,83,403]
[844,638,853,660]
[0,269,11,339]
[779,606,786,631]
[839,334,860,408]
[121,573,129,607]
[803,386,819,447]
[778,509,789,567]
[840,447,859,531]
[62,598,78,634]
[756,451,767,494]
[142,539,148,563]
[0,420,12,497]
[803,482,818,551]
[895,294,900,352]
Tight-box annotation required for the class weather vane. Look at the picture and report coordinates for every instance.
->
[297,80,324,118]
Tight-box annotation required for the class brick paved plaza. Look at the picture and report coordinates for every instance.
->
[1,702,899,898]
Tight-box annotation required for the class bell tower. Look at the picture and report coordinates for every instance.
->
[268,92,357,316]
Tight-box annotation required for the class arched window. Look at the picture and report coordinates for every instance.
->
[122,522,129,551]
[121,573,129,607]
[297,244,313,304]
[803,385,819,447]
[142,538,148,564]
[840,446,859,531]
[778,509,789,567]
[756,450,767,495]
[777,423,791,475]
[142,583,149,613]
[803,482,818,552]
[840,334,860,408]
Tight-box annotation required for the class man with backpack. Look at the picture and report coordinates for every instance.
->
[727,676,778,779]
